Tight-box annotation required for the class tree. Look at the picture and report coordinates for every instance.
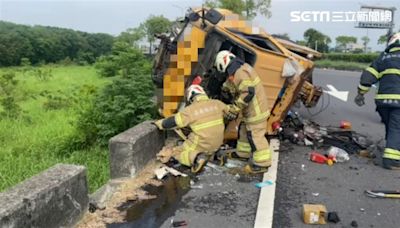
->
[378,34,388,45]
[273,33,290,40]
[205,0,271,19]
[361,36,370,53]
[117,27,145,47]
[141,15,171,55]
[335,36,357,52]
[296,40,307,46]
[303,28,331,53]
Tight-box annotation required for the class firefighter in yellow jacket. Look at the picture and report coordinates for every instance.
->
[214,50,271,173]
[154,84,235,173]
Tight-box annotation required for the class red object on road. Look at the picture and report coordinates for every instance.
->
[340,120,352,129]
[310,152,328,164]
[191,76,202,85]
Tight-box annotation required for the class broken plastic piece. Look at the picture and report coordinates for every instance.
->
[255,180,274,188]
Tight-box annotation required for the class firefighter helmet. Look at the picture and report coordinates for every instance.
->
[214,50,236,73]
[388,32,400,46]
[187,85,206,103]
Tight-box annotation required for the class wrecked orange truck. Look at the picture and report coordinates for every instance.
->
[152,8,322,139]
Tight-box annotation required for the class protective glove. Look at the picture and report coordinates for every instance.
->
[224,104,240,121]
[354,93,365,107]
[153,120,164,130]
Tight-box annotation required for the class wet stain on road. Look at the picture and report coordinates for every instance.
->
[108,175,190,228]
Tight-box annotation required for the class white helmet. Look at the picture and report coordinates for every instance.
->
[214,50,236,73]
[388,32,400,46]
[186,85,206,103]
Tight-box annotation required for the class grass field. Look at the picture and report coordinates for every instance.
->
[0,65,111,192]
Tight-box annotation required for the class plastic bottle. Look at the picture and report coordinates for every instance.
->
[327,146,350,162]
[310,152,328,164]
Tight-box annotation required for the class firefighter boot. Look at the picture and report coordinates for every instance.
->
[191,153,208,173]
[214,149,228,166]
[382,158,400,170]
[244,158,270,174]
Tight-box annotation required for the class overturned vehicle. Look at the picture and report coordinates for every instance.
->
[152,7,322,139]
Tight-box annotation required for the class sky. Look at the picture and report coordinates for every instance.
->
[0,0,399,51]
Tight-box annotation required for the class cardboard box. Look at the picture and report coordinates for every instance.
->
[303,204,327,225]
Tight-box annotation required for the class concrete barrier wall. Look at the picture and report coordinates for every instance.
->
[109,120,165,179]
[0,164,88,228]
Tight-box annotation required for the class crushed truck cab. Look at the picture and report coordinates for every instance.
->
[152,8,322,138]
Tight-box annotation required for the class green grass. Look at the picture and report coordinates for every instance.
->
[315,60,369,71]
[0,65,111,192]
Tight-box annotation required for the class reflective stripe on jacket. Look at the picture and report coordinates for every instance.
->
[358,44,400,107]
[230,63,270,124]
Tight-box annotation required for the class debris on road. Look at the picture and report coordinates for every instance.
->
[327,146,350,162]
[327,211,340,223]
[255,180,274,188]
[155,165,188,180]
[312,192,320,197]
[351,220,358,227]
[310,151,334,165]
[171,219,188,227]
[365,190,400,199]
[280,110,378,164]
[302,204,327,225]
[340,120,352,129]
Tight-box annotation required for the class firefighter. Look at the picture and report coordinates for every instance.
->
[154,84,235,173]
[355,32,400,170]
[214,50,271,173]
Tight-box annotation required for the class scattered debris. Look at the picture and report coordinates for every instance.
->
[340,120,352,129]
[301,164,306,171]
[327,146,350,162]
[155,165,188,180]
[302,204,327,225]
[351,220,358,227]
[190,180,203,189]
[171,219,188,227]
[327,211,340,223]
[281,111,374,156]
[312,192,319,197]
[255,180,274,188]
[377,212,381,216]
[365,190,400,199]
[360,208,365,212]
[310,151,333,165]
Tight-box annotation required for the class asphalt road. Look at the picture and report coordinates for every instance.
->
[273,68,400,228]
[113,69,399,228]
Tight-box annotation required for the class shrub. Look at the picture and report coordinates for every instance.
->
[95,41,151,77]
[321,53,379,63]
[0,72,22,118]
[70,73,155,148]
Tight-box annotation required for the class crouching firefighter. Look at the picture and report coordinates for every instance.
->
[154,84,236,173]
[354,32,400,170]
[214,50,272,173]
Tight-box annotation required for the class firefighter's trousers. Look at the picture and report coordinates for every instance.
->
[171,134,215,167]
[377,107,400,161]
[236,121,272,167]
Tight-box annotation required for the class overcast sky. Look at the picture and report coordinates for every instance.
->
[0,0,399,51]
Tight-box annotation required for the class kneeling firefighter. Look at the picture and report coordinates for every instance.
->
[355,32,400,170]
[154,84,235,173]
[214,50,272,173]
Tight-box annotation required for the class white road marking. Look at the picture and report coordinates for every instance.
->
[324,84,349,102]
[254,138,280,228]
